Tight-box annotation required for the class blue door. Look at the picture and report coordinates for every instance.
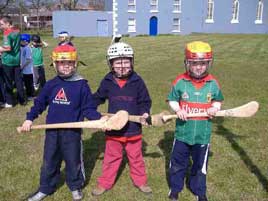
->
[97,20,108,37]
[149,16,158,36]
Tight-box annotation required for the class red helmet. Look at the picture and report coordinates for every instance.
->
[184,41,213,79]
[51,45,78,77]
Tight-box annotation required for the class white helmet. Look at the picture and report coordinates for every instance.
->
[106,41,134,78]
[107,42,134,64]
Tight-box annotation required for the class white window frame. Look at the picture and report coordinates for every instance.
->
[128,18,136,33]
[205,0,214,23]
[172,18,181,33]
[231,0,239,23]
[150,0,158,13]
[173,0,181,13]
[255,0,263,24]
[128,0,136,13]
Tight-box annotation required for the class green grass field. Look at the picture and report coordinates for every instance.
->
[0,34,268,201]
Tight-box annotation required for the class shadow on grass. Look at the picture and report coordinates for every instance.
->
[214,118,268,192]
[158,130,174,186]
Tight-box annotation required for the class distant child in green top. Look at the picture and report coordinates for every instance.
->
[30,34,48,91]
[0,16,26,107]
[167,41,224,201]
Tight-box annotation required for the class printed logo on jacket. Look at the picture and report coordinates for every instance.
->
[53,88,71,105]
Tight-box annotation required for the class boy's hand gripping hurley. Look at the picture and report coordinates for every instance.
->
[162,101,259,122]
[17,110,129,133]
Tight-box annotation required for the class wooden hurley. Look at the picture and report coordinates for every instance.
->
[101,110,171,127]
[162,101,259,122]
[17,110,129,133]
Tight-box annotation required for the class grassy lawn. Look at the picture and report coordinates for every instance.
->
[0,34,268,201]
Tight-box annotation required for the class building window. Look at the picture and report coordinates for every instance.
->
[150,0,158,12]
[255,0,263,24]
[173,0,181,13]
[128,0,136,12]
[172,18,180,32]
[128,18,136,32]
[205,0,214,23]
[231,0,239,23]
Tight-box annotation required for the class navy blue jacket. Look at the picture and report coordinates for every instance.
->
[93,72,151,137]
[27,76,101,124]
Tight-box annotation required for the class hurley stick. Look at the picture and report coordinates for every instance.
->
[162,101,259,122]
[101,110,171,126]
[17,110,129,133]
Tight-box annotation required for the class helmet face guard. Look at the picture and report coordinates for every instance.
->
[184,41,213,79]
[106,42,134,79]
[110,58,133,79]
[51,45,78,78]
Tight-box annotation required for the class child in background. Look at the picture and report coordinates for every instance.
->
[167,41,224,201]
[92,38,152,196]
[20,33,34,100]
[31,34,47,91]
[0,16,26,107]
[57,31,74,46]
[20,45,102,201]
[0,52,6,105]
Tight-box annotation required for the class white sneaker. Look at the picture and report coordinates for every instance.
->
[28,191,47,201]
[72,189,83,201]
[0,103,13,108]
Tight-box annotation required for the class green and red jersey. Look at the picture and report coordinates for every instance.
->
[2,28,20,66]
[167,73,224,145]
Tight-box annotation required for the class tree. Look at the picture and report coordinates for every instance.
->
[0,0,13,14]
[24,0,53,30]
[59,0,80,10]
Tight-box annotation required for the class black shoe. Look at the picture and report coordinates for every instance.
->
[168,191,179,201]
[20,101,27,106]
[197,195,208,201]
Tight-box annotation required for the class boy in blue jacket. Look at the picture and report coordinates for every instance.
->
[20,45,102,201]
[91,38,152,196]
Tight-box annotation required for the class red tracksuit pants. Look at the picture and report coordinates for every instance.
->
[97,138,147,189]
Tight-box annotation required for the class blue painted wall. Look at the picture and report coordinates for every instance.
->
[52,11,112,37]
[52,1,268,37]
[105,0,112,11]
[116,0,268,35]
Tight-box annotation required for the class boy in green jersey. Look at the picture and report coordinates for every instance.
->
[167,41,224,201]
[0,16,25,107]
[31,34,48,91]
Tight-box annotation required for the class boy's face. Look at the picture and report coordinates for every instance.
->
[112,58,132,79]
[20,40,28,46]
[188,61,209,79]
[56,60,76,77]
[0,20,8,30]
[59,36,66,42]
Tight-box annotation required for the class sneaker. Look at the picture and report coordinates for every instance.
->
[91,185,107,196]
[28,191,47,201]
[137,185,152,194]
[196,195,208,201]
[71,189,83,201]
[168,191,179,201]
[0,103,13,108]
